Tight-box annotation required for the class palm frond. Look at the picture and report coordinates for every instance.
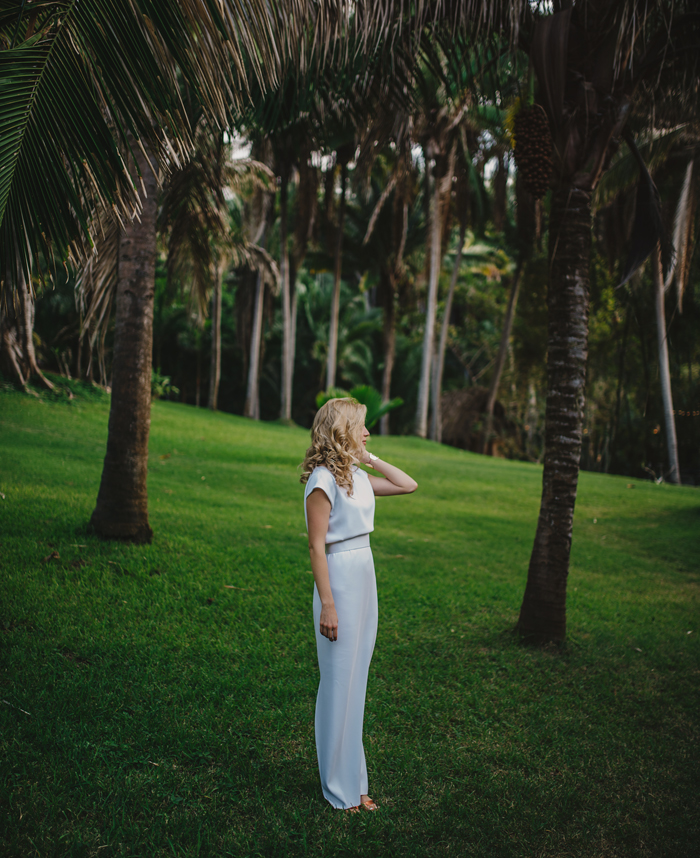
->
[618,129,674,286]
[0,0,290,296]
[75,217,120,349]
[595,126,686,209]
[229,242,280,293]
[0,14,138,291]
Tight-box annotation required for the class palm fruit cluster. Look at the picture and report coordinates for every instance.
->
[513,104,553,199]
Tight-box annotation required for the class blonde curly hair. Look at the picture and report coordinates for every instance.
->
[300,398,367,496]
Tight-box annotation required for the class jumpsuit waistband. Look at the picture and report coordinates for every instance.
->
[326,533,370,554]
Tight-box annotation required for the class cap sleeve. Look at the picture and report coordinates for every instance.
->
[306,467,336,509]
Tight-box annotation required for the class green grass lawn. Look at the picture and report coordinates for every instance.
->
[1,386,698,857]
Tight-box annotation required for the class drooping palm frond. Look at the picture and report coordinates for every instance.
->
[594,125,687,210]
[618,129,674,286]
[75,219,120,349]
[0,0,305,296]
[228,242,279,292]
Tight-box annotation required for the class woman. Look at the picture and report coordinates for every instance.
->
[301,397,417,812]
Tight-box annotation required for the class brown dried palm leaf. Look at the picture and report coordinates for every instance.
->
[75,217,120,350]
[229,243,280,293]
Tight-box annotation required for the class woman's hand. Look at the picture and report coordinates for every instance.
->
[320,604,338,642]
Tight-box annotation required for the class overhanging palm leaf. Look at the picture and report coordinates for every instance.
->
[0,0,294,293]
[0,12,140,288]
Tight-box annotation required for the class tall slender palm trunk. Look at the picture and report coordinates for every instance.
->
[245,270,265,419]
[481,260,524,454]
[326,162,348,390]
[290,280,298,390]
[244,225,269,420]
[652,246,680,484]
[517,187,592,641]
[380,273,396,437]
[415,167,442,438]
[207,264,223,410]
[90,145,157,544]
[279,172,293,421]
[431,222,466,442]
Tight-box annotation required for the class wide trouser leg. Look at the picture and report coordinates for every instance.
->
[313,546,378,809]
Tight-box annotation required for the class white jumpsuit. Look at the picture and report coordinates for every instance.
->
[304,465,377,809]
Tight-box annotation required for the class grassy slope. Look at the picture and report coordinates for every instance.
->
[0,391,698,858]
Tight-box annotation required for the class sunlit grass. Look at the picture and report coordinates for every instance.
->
[1,389,698,857]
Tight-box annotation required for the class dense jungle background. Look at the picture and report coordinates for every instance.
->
[19,142,700,484]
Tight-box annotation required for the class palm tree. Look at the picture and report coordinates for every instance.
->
[2,1,298,542]
[367,0,697,637]
[657,155,698,482]
[594,130,695,483]
[158,117,277,411]
[481,173,537,454]
[512,1,700,640]
[241,64,320,421]
[413,60,465,438]
[325,138,356,390]
[89,141,159,542]
[243,143,276,420]
[651,245,681,483]
[349,130,426,433]
[358,143,422,433]
[430,111,487,444]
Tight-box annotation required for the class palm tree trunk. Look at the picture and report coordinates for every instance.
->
[76,329,83,379]
[326,162,348,390]
[207,264,222,410]
[290,278,298,396]
[653,245,680,484]
[18,268,53,390]
[415,165,442,438]
[244,225,269,420]
[481,259,524,454]
[0,301,26,386]
[244,270,264,419]
[517,187,592,642]
[431,222,466,442]
[0,269,52,389]
[493,151,508,232]
[195,340,202,407]
[380,273,396,437]
[90,144,157,544]
[279,171,293,421]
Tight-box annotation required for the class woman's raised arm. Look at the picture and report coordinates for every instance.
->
[363,454,418,497]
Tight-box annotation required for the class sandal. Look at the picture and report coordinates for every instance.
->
[360,796,379,811]
[345,805,361,814]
